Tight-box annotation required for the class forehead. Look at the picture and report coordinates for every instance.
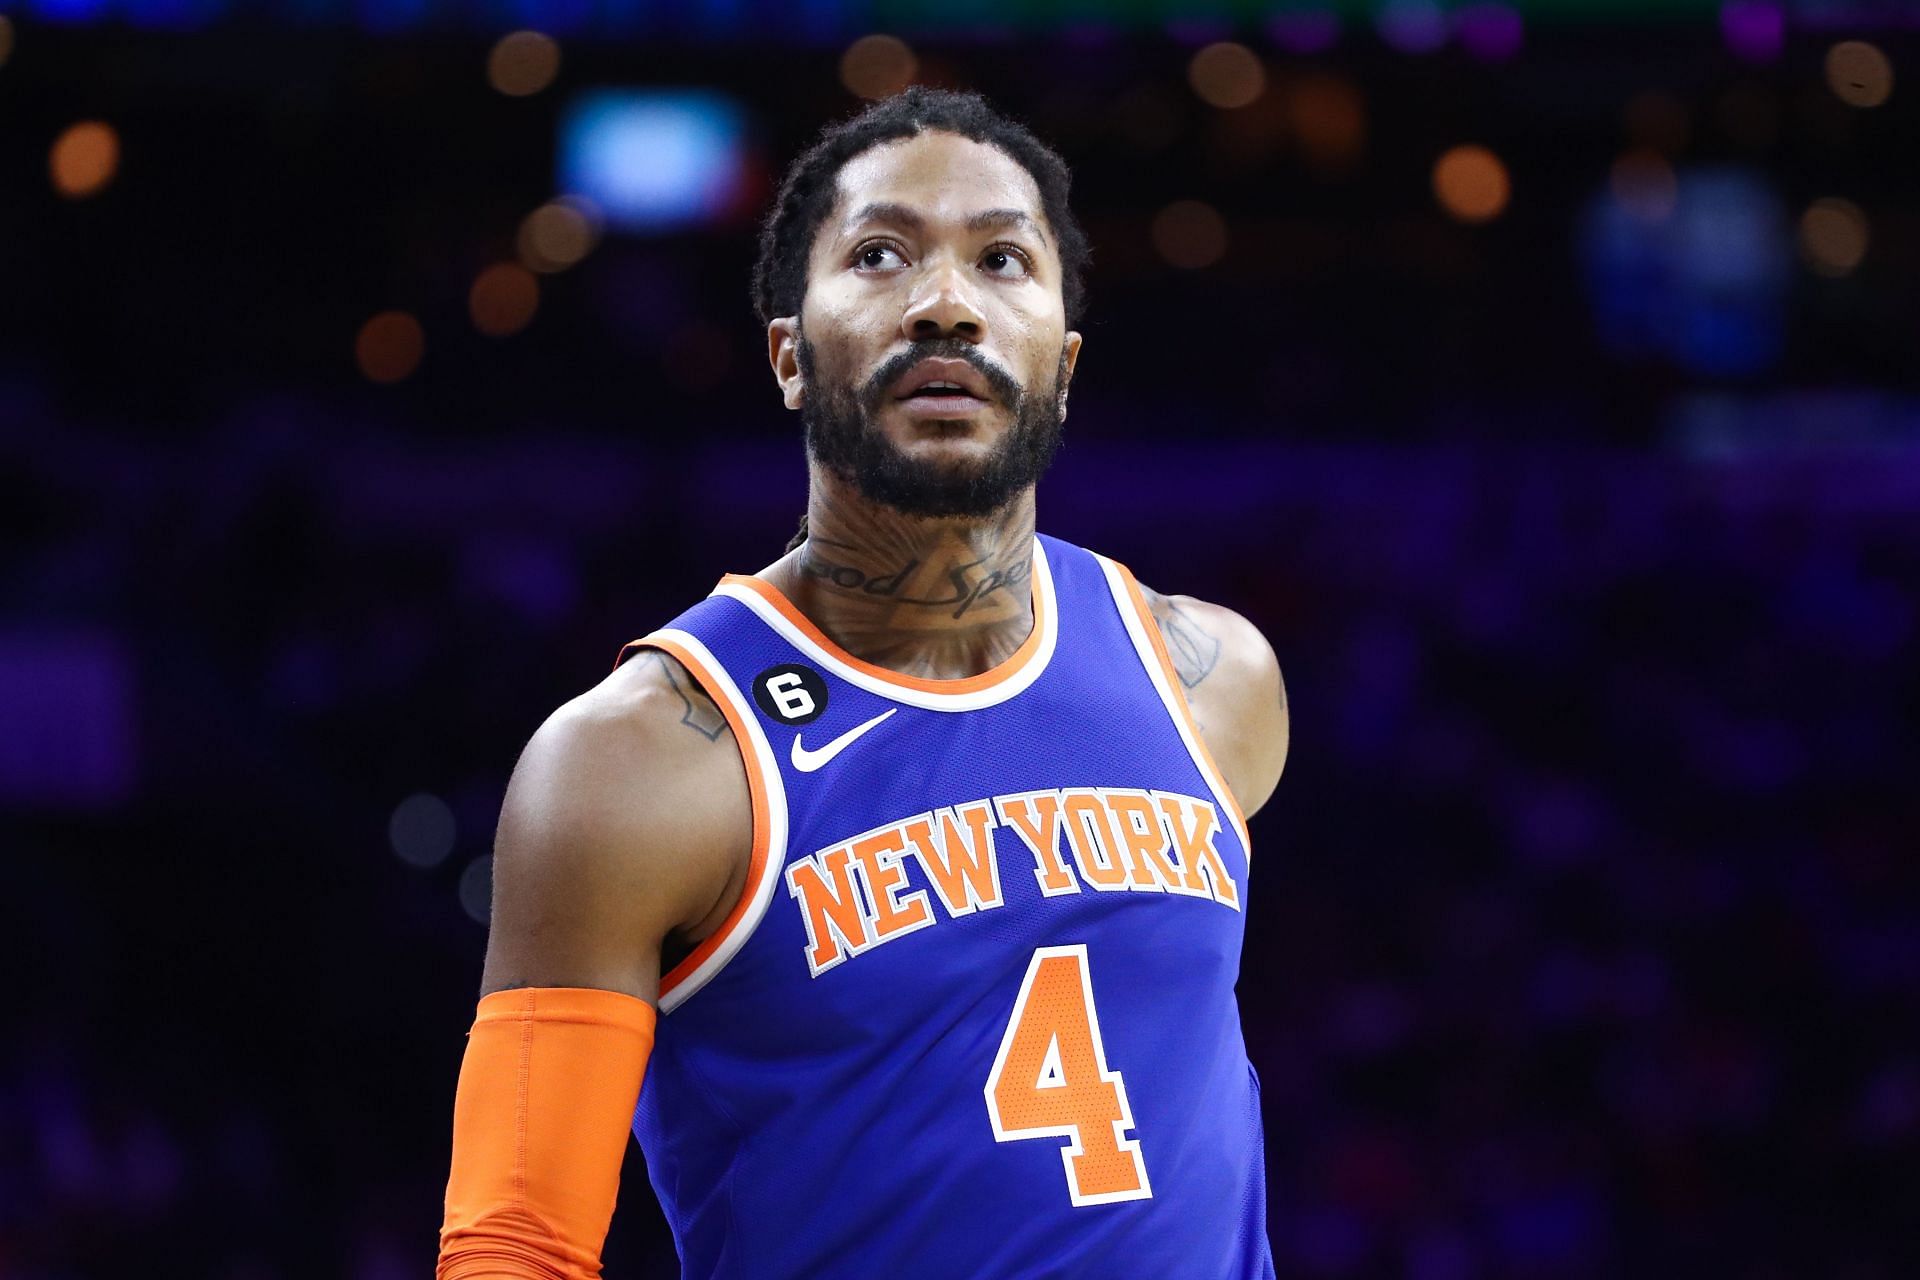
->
[825,130,1046,242]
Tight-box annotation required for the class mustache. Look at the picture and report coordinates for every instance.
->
[860,340,1023,411]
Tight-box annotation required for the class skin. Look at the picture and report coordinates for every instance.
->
[480,130,1289,1007]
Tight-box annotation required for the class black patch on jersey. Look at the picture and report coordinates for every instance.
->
[752,663,828,726]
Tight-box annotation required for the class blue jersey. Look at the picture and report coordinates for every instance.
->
[618,532,1273,1279]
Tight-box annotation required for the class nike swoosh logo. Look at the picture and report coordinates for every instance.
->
[791,708,898,773]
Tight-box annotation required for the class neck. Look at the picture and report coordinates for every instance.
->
[755,462,1038,680]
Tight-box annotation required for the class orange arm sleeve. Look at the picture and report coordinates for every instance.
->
[438,986,657,1280]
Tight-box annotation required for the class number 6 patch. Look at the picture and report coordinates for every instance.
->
[752,663,828,726]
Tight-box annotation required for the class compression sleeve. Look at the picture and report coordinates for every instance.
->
[437,986,657,1280]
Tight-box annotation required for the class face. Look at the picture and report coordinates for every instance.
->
[769,130,1084,520]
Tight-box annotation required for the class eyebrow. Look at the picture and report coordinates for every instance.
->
[841,201,1052,250]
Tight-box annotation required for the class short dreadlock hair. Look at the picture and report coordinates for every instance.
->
[749,86,1091,333]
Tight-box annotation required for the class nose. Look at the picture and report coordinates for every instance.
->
[900,254,985,342]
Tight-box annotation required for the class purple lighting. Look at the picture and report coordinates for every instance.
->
[0,631,136,810]
[1267,10,1340,55]
[1377,0,1449,55]
[1457,3,1524,62]
[1721,0,1785,64]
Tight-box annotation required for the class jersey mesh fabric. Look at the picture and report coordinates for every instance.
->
[627,533,1274,1280]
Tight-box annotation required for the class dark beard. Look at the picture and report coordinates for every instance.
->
[798,332,1068,520]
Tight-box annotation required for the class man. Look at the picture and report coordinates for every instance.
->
[439,86,1289,1278]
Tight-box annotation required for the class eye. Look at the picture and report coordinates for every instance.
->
[981,244,1033,278]
[853,241,907,271]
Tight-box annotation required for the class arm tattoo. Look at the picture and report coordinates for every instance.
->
[1142,587,1221,691]
[629,650,729,742]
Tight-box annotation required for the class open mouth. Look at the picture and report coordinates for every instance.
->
[890,355,996,410]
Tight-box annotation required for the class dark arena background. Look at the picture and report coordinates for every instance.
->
[4,0,1918,1275]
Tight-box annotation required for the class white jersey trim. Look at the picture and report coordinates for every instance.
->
[642,627,790,1015]
[1093,555,1254,858]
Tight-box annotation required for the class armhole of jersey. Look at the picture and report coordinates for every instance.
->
[613,629,790,1014]
[1092,556,1254,858]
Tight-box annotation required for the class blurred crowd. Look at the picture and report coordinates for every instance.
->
[3,379,1914,1276]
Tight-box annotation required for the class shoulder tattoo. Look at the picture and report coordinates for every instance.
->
[628,649,729,742]
[1140,586,1222,691]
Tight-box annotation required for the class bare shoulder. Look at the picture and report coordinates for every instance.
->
[1137,585,1290,818]
[479,646,752,1004]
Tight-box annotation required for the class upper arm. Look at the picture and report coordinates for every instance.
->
[1140,586,1289,819]
[478,649,751,1005]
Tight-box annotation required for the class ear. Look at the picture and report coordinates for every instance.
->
[1057,329,1084,421]
[768,316,804,411]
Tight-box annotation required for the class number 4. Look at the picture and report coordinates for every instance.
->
[984,944,1153,1206]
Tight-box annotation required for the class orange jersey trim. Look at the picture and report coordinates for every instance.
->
[713,564,1049,696]
[612,634,773,1006]
[1111,562,1253,851]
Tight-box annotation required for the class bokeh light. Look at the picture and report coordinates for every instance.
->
[50,121,119,200]
[1799,198,1869,277]
[487,30,561,97]
[1286,74,1367,171]
[1582,168,1788,377]
[840,34,916,101]
[516,197,600,274]
[0,16,15,68]
[1825,41,1894,110]
[1721,0,1785,64]
[355,311,424,384]
[1611,149,1677,223]
[1433,145,1510,223]
[1188,42,1266,110]
[459,856,494,923]
[559,90,747,233]
[469,263,540,337]
[389,792,456,869]
[1377,0,1448,55]
[1152,200,1229,269]
[1456,3,1523,63]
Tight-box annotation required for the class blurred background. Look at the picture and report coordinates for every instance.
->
[3,0,1917,1275]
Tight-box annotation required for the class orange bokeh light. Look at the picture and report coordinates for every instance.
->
[1286,74,1367,171]
[516,199,600,274]
[1825,41,1894,109]
[1189,42,1267,110]
[488,30,561,97]
[1151,200,1229,270]
[356,311,425,384]
[1800,198,1869,277]
[840,34,916,100]
[51,121,119,200]
[1432,145,1511,223]
[469,263,540,337]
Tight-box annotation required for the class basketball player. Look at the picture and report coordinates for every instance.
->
[439,86,1289,1278]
